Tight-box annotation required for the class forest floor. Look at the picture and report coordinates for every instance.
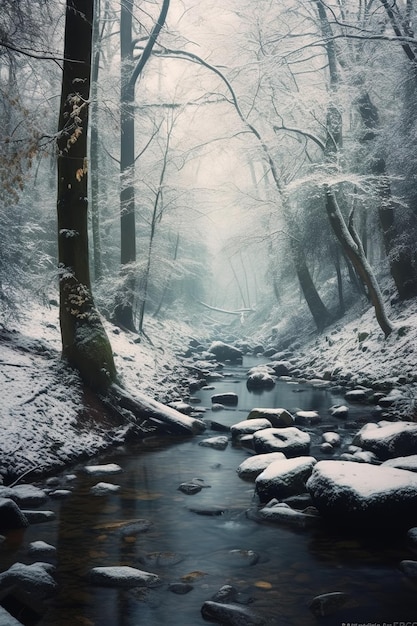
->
[1,291,417,483]
[0,299,202,483]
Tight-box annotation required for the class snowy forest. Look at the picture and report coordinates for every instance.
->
[1,1,417,625]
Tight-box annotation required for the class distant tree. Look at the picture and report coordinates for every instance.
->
[113,0,170,331]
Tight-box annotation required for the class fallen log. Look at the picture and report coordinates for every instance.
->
[106,384,206,436]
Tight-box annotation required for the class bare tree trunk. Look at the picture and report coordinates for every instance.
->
[114,0,170,332]
[57,0,117,391]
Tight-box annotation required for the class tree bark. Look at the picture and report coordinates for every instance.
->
[57,0,117,390]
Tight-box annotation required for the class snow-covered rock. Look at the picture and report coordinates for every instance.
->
[22,510,55,524]
[253,427,311,457]
[28,541,56,556]
[246,408,294,427]
[345,389,368,402]
[246,367,275,390]
[352,421,417,460]
[89,566,160,588]
[400,560,417,579]
[322,432,341,447]
[0,498,28,530]
[295,410,321,424]
[382,455,417,472]
[259,500,319,527]
[198,436,228,450]
[269,360,292,376]
[329,405,349,419]
[90,482,121,495]
[0,485,47,508]
[208,341,243,362]
[309,592,350,617]
[211,392,238,406]
[231,418,272,438]
[255,456,317,501]
[237,452,286,481]
[307,460,417,527]
[0,562,57,597]
[201,600,266,626]
[83,463,123,476]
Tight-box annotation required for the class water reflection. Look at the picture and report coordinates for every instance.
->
[0,359,416,625]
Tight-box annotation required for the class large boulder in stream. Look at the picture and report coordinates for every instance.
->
[247,408,294,427]
[253,427,311,457]
[208,341,243,363]
[352,421,417,460]
[237,452,286,481]
[246,368,275,390]
[0,498,28,531]
[255,456,317,501]
[307,460,417,528]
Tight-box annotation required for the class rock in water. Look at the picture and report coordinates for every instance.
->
[309,592,350,617]
[0,498,28,530]
[237,452,286,481]
[307,460,417,528]
[255,456,317,501]
[201,600,266,625]
[208,341,243,362]
[253,427,310,457]
[352,421,417,460]
[89,566,160,588]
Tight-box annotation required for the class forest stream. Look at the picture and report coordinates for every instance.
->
[1,356,417,626]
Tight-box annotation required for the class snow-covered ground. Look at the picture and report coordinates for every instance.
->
[0,300,202,482]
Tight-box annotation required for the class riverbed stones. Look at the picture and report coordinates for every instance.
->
[83,463,123,475]
[246,408,294,427]
[329,405,349,419]
[352,421,417,460]
[259,501,319,528]
[400,560,417,579]
[231,419,272,439]
[322,432,341,448]
[246,370,275,390]
[89,566,160,588]
[253,427,311,457]
[0,498,28,530]
[208,341,243,363]
[237,452,286,480]
[255,456,317,501]
[90,482,121,495]
[201,600,266,626]
[28,541,56,556]
[199,436,229,450]
[345,389,368,402]
[309,591,350,617]
[0,562,57,598]
[382,454,417,472]
[307,460,417,527]
[0,485,47,508]
[211,392,238,406]
[295,410,321,425]
[22,510,55,524]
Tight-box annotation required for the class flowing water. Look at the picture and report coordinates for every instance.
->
[1,358,417,625]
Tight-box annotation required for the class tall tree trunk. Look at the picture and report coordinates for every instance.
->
[113,0,137,331]
[113,0,170,331]
[57,0,117,391]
